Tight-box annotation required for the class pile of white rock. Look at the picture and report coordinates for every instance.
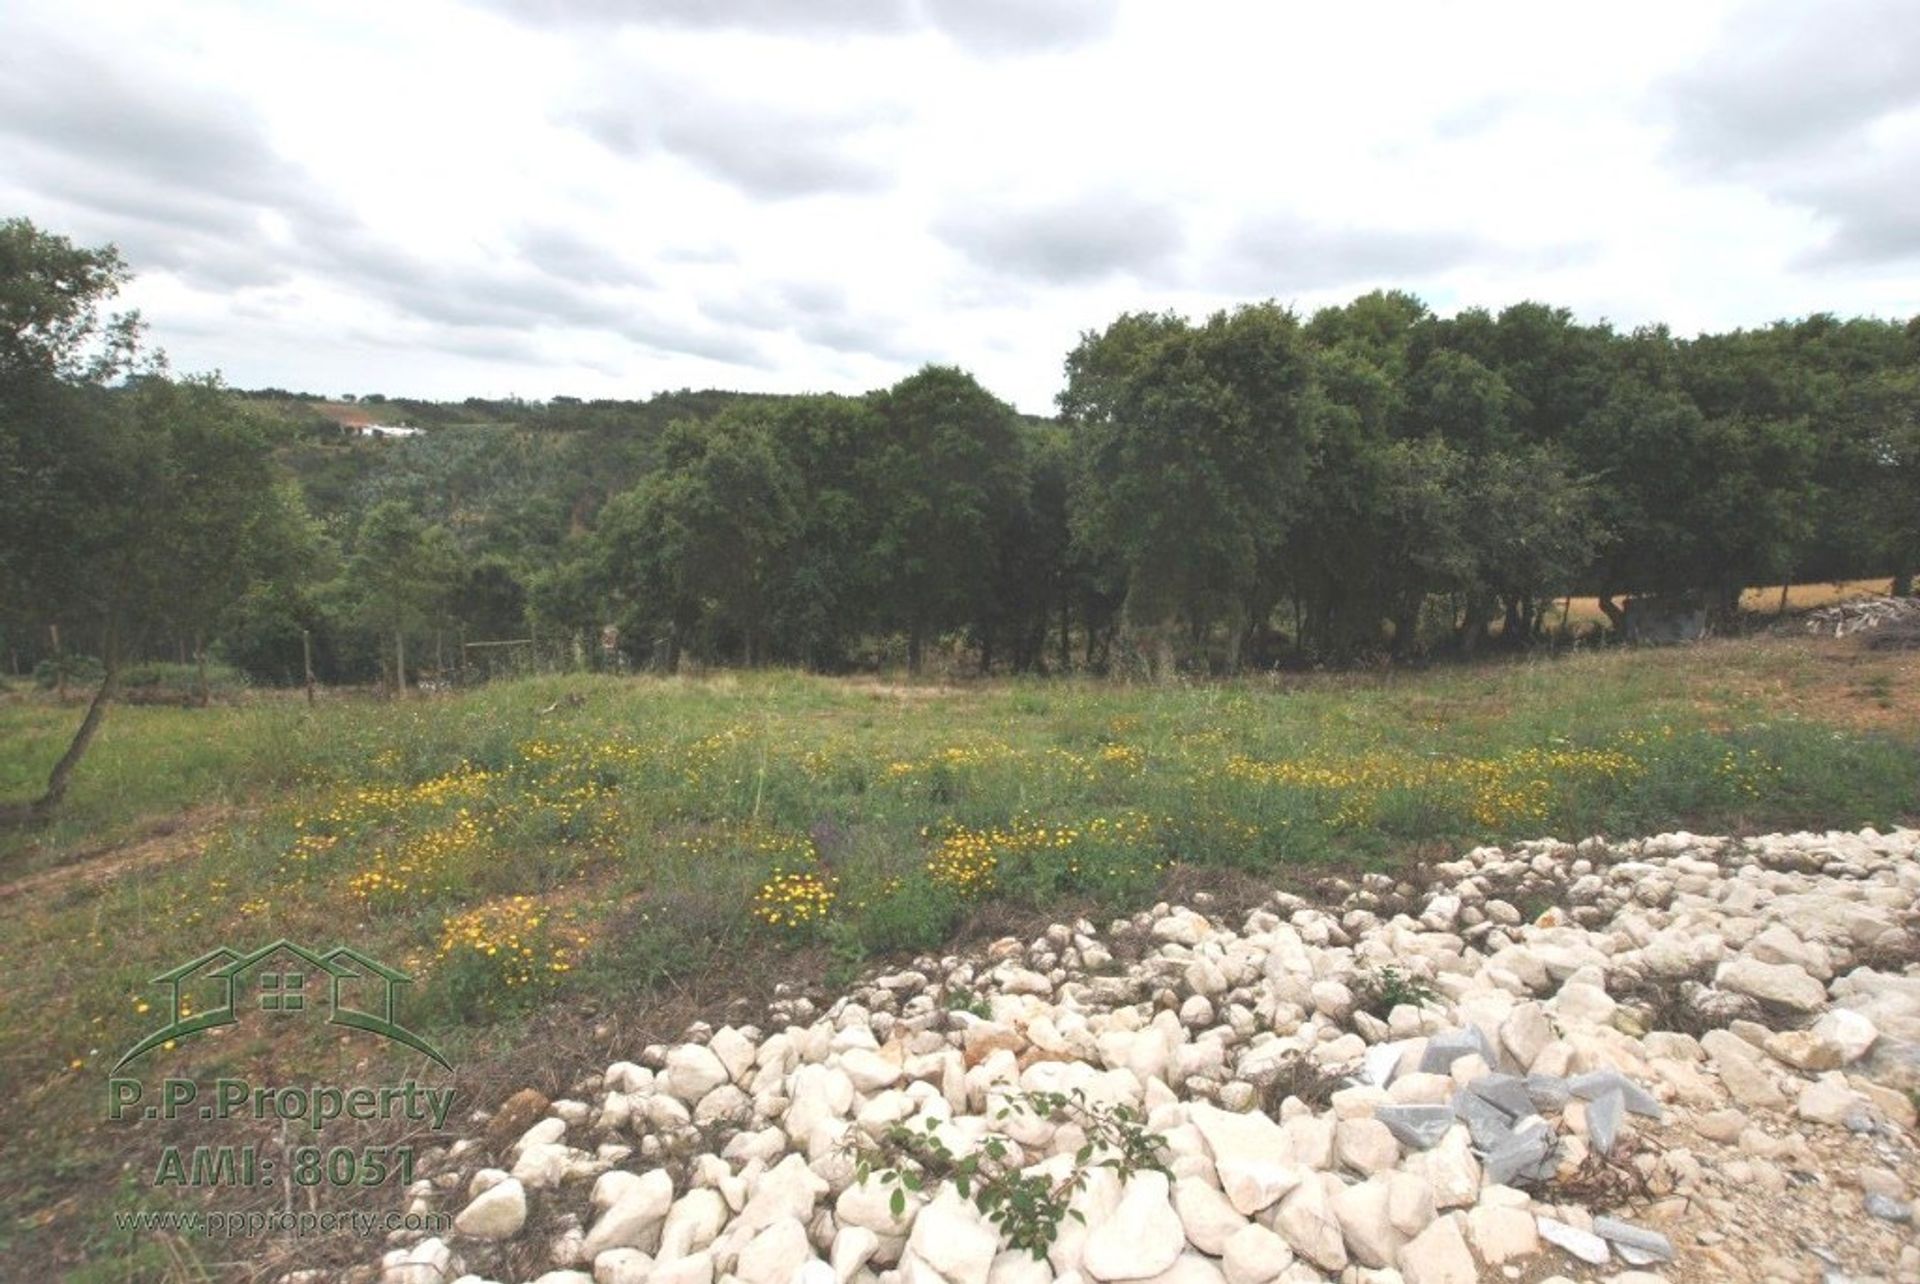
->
[1802,594,1920,639]
[310,826,1920,1284]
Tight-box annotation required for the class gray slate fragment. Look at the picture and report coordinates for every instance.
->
[1569,1069,1662,1119]
[1419,1026,1497,1075]
[1524,1073,1570,1112]
[1537,1216,1611,1265]
[1467,1073,1535,1118]
[1586,1087,1624,1155]
[1864,1192,1913,1223]
[1374,1104,1455,1150]
[1453,1089,1517,1150]
[1592,1215,1675,1264]
[1482,1125,1556,1186]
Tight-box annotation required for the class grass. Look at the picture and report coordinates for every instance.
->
[0,632,1916,1280]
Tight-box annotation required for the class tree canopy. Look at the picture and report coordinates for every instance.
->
[6,218,1918,733]
[2,221,304,816]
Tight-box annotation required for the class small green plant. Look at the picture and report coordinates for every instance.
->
[852,1088,1169,1259]
[1353,965,1438,1019]
[943,984,991,1019]
[856,876,960,954]
[824,920,871,990]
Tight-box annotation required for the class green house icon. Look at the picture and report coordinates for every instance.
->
[115,939,449,1070]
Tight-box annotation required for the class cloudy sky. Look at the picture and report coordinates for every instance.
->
[3,0,1916,413]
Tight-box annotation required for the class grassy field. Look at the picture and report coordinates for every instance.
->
[2,631,1917,1280]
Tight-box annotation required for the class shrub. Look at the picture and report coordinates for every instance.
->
[1353,965,1437,1019]
[853,1088,1170,1259]
[33,654,104,689]
[855,874,959,954]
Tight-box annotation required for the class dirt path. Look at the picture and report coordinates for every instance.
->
[0,804,238,902]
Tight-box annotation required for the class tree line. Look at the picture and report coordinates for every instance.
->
[347,293,1912,680]
[4,218,1918,808]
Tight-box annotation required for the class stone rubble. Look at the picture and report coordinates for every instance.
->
[1800,594,1920,640]
[295,826,1919,1284]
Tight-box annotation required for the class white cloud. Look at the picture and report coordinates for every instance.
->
[0,0,1914,414]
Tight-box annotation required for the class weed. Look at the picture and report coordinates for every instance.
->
[852,1088,1169,1259]
[1610,965,1757,1038]
[823,920,870,990]
[854,875,960,955]
[1548,1144,1657,1211]
[1353,965,1438,1019]
[1256,1054,1349,1115]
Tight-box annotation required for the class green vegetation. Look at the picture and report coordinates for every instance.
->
[7,219,1919,828]
[1,631,1915,1272]
[2,214,1918,1279]
[1354,966,1440,1019]
[6,643,1917,1056]
[854,1089,1171,1259]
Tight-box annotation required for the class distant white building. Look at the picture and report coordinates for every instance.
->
[357,423,422,438]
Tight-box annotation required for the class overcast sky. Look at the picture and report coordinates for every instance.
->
[3,0,1916,413]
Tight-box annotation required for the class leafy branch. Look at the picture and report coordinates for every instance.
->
[850,1087,1169,1260]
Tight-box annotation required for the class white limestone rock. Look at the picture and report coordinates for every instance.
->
[1082,1172,1184,1281]
[455,1177,528,1240]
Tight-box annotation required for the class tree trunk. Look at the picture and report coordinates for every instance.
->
[1458,616,1486,656]
[394,629,407,698]
[1711,579,1744,630]
[1154,616,1177,681]
[1458,592,1496,656]
[907,620,923,674]
[195,633,209,707]
[1390,602,1419,660]
[1058,598,1070,675]
[1893,568,1913,598]
[1596,590,1627,631]
[5,649,123,825]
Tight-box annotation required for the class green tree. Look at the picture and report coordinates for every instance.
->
[348,500,461,694]
[1400,349,1515,454]
[1,222,294,818]
[770,394,887,670]
[1068,304,1318,673]
[595,409,804,668]
[863,367,1023,672]
[1456,447,1604,650]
